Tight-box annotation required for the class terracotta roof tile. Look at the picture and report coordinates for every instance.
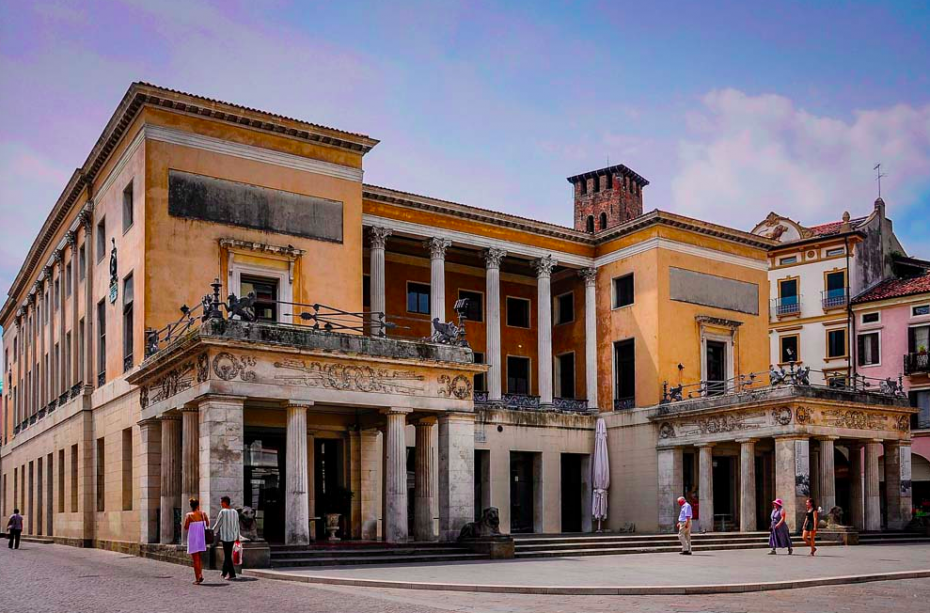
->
[853,272,930,303]
[808,217,867,236]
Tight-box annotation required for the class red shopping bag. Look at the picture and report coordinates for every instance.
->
[231,540,243,566]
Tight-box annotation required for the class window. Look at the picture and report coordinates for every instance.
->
[586,216,594,233]
[556,353,575,399]
[473,352,486,392]
[826,247,845,257]
[827,329,847,358]
[910,390,930,430]
[613,339,635,407]
[705,340,727,395]
[362,274,371,308]
[96,437,105,512]
[780,335,799,363]
[612,274,634,308]
[506,356,530,395]
[598,212,608,230]
[123,274,134,371]
[122,181,134,232]
[122,428,133,511]
[58,449,65,513]
[96,219,106,263]
[79,244,86,281]
[505,297,530,328]
[824,270,847,309]
[914,305,930,317]
[70,444,78,512]
[65,262,72,296]
[862,312,880,325]
[858,332,880,366]
[779,256,797,265]
[53,281,59,310]
[96,300,106,383]
[241,276,279,322]
[909,325,930,354]
[554,292,574,325]
[78,319,84,383]
[406,282,430,315]
[459,290,483,322]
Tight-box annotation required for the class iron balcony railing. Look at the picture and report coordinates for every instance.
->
[821,289,848,311]
[772,296,801,317]
[553,397,589,412]
[904,352,929,376]
[474,391,588,412]
[501,393,541,409]
[613,396,635,411]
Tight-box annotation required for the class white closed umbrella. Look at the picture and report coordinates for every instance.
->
[592,417,610,532]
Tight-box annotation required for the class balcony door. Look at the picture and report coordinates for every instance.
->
[706,340,727,395]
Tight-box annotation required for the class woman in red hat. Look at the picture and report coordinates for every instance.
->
[768,498,793,555]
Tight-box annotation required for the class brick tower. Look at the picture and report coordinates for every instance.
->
[568,164,648,233]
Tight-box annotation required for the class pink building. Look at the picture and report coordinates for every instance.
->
[853,270,930,523]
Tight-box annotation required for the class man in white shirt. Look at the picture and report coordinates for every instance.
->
[677,496,692,555]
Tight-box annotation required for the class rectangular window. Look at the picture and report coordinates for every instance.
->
[554,292,574,325]
[779,256,797,265]
[473,352,486,392]
[53,281,60,310]
[705,340,727,395]
[70,444,78,512]
[458,290,483,322]
[824,270,846,308]
[858,332,880,366]
[556,353,576,399]
[914,305,930,317]
[506,356,530,395]
[65,262,72,296]
[827,329,847,358]
[910,390,930,430]
[96,219,106,263]
[96,437,105,512]
[406,282,431,315]
[613,339,635,407]
[861,312,880,325]
[613,274,634,308]
[96,300,106,383]
[79,244,86,281]
[123,273,134,371]
[122,181,134,232]
[909,325,930,354]
[58,449,65,513]
[362,274,371,308]
[780,335,799,363]
[78,318,85,383]
[121,428,133,511]
[240,276,278,322]
[826,247,845,257]
[506,297,531,328]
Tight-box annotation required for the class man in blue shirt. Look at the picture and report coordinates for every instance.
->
[677,496,692,555]
[7,508,23,550]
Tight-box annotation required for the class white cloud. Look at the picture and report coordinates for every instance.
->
[671,89,930,234]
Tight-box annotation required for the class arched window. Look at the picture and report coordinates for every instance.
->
[586,215,595,233]
[599,212,608,230]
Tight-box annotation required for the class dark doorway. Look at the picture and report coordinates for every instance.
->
[755,454,767,530]
[510,452,535,533]
[474,450,490,520]
[314,438,345,540]
[560,454,583,532]
[557,353,576,399]
[835,447,852,522]
[244,429,286,543]
[712,455,735,530]
[706,340,727,395]
[407,446,416,537]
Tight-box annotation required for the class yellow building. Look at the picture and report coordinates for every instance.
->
[0,84,915,563]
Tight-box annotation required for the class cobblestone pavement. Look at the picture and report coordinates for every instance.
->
[1,542,928,613]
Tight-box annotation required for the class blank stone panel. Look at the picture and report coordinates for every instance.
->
[669,267,759,315]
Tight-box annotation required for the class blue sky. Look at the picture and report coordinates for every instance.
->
[1,0,928,296]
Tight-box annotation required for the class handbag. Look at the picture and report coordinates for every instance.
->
[231,540,243,566]
[204,527,215,545]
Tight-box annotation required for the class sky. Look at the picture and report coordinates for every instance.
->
[1,0,929,299]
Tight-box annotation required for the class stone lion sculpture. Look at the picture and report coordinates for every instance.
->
[458,507,502,540]
[820,506,844,528]
[238,506,259,541]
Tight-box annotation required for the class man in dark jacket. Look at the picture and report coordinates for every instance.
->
[7,508,23,549]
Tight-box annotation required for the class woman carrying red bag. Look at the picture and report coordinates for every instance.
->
[214,496,242,580]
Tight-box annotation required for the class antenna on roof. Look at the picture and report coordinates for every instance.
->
[873,163,887,198]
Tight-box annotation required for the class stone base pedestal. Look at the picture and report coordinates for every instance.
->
[459,535,515,559]
[213,540,271,570]
[816,527,859,546]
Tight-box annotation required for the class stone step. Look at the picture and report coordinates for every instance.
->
[515,542,803,559]
[271,546,470,559]
[271,541,455,551]
[515,537,768,552]
[270,551,488,568]
[513,533,769,547]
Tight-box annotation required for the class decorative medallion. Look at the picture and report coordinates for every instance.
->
[212,352,257,382]
[895,415,910,432]
[659,422,676,439]
[795,406,812,425]
[772,407,793,426]
[438,374,473,400]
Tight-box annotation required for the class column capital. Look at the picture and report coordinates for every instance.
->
[866,438,884,444]
[368,226,392,250]
[138,417,161,428]
[54,249,64,264]
[734,437,758,444]
[695,442,716,448]
[414,416,438,427]
[79,208,93,230]
[484,247,507,269]
[816,435,840,442]
[424,237,452,260]
[65,230,77,247]
[774,435,808,442]
[286,401,314,410]
[158,413,181,422]
[578,267,597,286]
[534,255,558,278]
[381,407,413,416]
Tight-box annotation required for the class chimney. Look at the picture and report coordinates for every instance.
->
[567,164,648,233]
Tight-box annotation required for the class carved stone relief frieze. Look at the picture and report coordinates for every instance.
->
[273,359,425,395]
[213,351,257,382]
[676,410,767,437]
[438,374,473,400]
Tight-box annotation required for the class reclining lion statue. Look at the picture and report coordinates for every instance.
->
[458,507,502,540]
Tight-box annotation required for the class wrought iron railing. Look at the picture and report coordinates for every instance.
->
[97,371,106,387]
[70,382,82,398]
[771,296,801,317]
[553,397,589,412]
[502,393,541,409]
[613,397,636,411]
[904,352,929,376]
[473,390,490,404]
[821,289,847,311]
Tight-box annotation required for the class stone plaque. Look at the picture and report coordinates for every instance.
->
[669,267,759,315]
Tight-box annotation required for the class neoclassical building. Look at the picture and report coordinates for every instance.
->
[0,84,918,558]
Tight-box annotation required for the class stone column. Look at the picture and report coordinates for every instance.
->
[414,418,436,541]
[67,231,80,389]
[369,227,392,318]
[484,249,506,402]
[57,250,67,395]
[37,279,46,409]
[138,419,162,544]
[81,211,94,392]
[382,409,410,543]
[426,238,451,324]
[579,268,598,409]
[285,403,311,545]
[738,438,757,532]
[849,442,864,530]
[159,415,182,544]
[884,440,902,530]
[438,412,475,542]
[818,436,837,512]
[358,429,381,540]
[864,440,882,531]
[198,396,245,521]
[535,255,557,407]
[656,446,683,533]
[774,437,796,532]
[180,408,199,545]
[697,443,714,532]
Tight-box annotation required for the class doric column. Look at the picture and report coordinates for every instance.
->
[67,231,80,390]
[198,396,245,521]
[849,442,864,530]
[864,440,882,531]
[369,227,392,318]
[138,419,162,544]
[438,412,475,542]
[414,417,437,541]
[285,403,311,545]
[535,255,557,406]
[484,249,507,401]
[579,268,598,409]
[697,443,715,532]
[180,407,199,544]
[382,408,410,543]
[426,238,451,324]
[37,279,46,410]
[159,415,182,544]
[656,446,683,533]
[775,436,809,531]
[358,429,381,540]
[81,210,94,392]
[738,438,757,532]
[818,436,838,513]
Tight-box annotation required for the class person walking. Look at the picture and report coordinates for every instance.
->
[7,508,23,550]
[214,496,241,580]
[183,498,210,584]
[677,496,693,555]
[768,498,793,555]
[802,498,818,556]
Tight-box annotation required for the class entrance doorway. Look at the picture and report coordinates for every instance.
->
[712,455,736,531]
[561,454,583,532]
[474,450,490,521]
[244,429,285,543]
[706,340,727,395]
[313,438,345,541]
[510,452,536,533]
